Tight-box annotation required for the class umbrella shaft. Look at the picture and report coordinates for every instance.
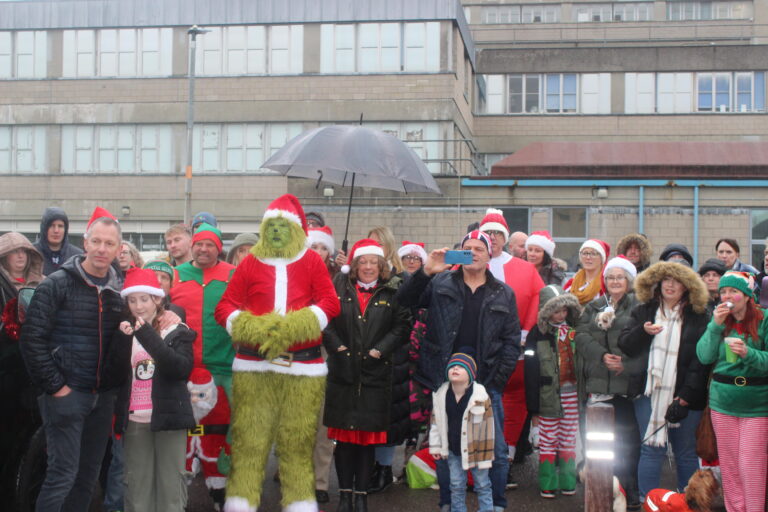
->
[342,173,356,253]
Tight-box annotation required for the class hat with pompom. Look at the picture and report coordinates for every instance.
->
[121,267,165,298]
[263,194,308,234]
[188,367,214,387]
[397,240,427,263]
[479,208,510,241]
[525,230,556,257]
[718,271,755,297]
[341,238,384,274]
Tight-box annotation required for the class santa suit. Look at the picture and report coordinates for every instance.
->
[186,383,231,490]
[489,251,544,454]
[643,489,694,512]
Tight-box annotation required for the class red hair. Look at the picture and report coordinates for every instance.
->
[724,296,763,345]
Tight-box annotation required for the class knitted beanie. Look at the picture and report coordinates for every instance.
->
[446,352,478,384]
[718,271,754,297]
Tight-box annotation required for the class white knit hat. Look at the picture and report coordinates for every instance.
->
[603,255,637,280]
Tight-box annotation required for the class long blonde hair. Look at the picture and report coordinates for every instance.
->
[367,226,403,274]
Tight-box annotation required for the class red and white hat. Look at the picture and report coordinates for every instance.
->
[462,230,492,254]
[479,208,510,241]
[580,239,611,263]
[262,194,307,234]
[87,206,118,231]
[603,255,637,280]
[307,225,335,254]
[525,230,556,257]
[397,240,427,263]
[188,367,214,388]
[341,238,385,274]
[121,267,165,298]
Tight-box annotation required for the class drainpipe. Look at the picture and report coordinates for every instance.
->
[638,186,645,234]
[693,185,700,269]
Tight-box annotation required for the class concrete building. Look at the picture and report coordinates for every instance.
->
[0,0,766,269]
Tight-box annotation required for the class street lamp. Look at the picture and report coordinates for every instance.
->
[184,25,211,225]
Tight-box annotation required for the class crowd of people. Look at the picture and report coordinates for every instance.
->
[1,200,767,512]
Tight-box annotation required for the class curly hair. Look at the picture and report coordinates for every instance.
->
[349,255,390,282]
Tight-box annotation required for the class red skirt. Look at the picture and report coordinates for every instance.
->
[327,427,387,446]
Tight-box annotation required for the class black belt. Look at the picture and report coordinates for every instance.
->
[712,373,768,387]
[188,424,229,436]
[236,345,322,362]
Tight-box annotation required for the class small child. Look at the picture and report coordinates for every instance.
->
[429,351,494,512]
[524,285,583,499]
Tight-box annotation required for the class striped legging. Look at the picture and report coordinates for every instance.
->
[539,390,579,460]
[710,409,768,512]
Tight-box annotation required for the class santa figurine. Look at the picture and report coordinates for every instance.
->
[186,367,232,510]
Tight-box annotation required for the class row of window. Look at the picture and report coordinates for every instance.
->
[474,0,752,24]
[480,71,766,115]
[0,22,441,79]
[0,122,444,175]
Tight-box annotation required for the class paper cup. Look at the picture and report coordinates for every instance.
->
[724,337,740,363]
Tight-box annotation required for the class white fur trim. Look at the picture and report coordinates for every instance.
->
[525,234,555,257]
[307,231,334,254]
[120,284,165,298]
[341,264,350,274]
[309,305,328,330]
[581,239,606,262]
[603,257,637,279]
[263,208,302,228]
[226,310,242,336]
[274,264,287,315]
[284,499,319,512]
[259,248,307,267]
[479,221,509,241]
[353,245,384,259]
[224,496,256,512]
[232,358,328,376]
[397,244,427,262]
[206,476,227,490]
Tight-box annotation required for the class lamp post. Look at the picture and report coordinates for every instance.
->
[183,25,211,225]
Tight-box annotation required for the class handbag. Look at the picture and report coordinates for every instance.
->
[695,406,718,461]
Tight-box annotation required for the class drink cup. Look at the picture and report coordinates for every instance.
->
[724,337,740,363]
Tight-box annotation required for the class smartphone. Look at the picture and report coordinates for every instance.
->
[444,250,473,265]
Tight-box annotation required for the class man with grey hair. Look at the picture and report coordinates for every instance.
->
[21,207,128,511]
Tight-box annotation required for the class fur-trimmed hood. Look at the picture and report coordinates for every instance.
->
[634,261,709,314]
[537,284,583,333]
[616,233,652,268]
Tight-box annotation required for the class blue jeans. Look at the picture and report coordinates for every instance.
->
[375,445,395,466]
[103,435,125,511]
[487,388,509,510]
[633,395,702,499]
[36,389,116,512]
[447,453,493,512]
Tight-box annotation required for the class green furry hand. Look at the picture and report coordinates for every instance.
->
[231,308,322,360]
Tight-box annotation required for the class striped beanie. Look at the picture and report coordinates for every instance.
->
[718,271,754,297]
[446,352,478,384]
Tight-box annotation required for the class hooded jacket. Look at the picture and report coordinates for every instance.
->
[33,207,83,275]
[0,232,44,309]
[658,244,693,267]
[617,262,711,409]
[616,233,653,273]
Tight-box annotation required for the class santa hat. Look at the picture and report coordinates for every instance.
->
[86,206,118,231]
[525,230,556,257]
[479,208,510,241]
[603,255,637,280]
[121,267,165,298]
[263,193,308,234]
[398,241,427,263]
[461,230,491,254]
[307,226,335,254]
[580,239,610,263]
[188,367,214,388]
[192,222,223,253]
[341,238,384,274]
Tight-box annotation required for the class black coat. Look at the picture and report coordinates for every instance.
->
[19,256,124,394]
[397,268,521,393]
[617,300,711,410]
[323,274,411,433]
[109,322,196,433]
[33,207,83,276]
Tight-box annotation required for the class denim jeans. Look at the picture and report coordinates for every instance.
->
[633,395,702,499]
[36,389,116,512]
[103,435,125,511]
[447,453,493,512]
[375,445,396,466]
[487,388,509,510]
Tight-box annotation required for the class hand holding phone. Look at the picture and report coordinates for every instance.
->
[444,250,473,265]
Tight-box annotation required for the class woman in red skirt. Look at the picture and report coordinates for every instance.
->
[323,239,412,512]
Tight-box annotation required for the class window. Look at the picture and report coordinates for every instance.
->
[0,126,46,173]
[482,6,522,24]
[625,72,656,113]
[751,210,768,270]
[62,28,172,78]
[61,125,173,173]
[482,153,511,174]
[572,3,653,22]
[697,72,765,113]
[522,5,561,23]
[196,25,303,76]
[667,1,752,20]
[404,22,440,72]
[0,31,47,78]
[359,23,400,72]
[509,74,541,113]
[546,74,578,113]
[500,208,530,235]
[481,73,608,115]
[551,207,587,271]
[573,4,613,22]
[612,3,653,21]
[657,73,693,113]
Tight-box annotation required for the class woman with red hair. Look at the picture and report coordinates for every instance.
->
[696,271,768,512]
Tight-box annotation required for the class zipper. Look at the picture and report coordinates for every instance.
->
[95,291,103,390]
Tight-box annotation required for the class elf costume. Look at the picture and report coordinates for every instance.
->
[215,194,340,512]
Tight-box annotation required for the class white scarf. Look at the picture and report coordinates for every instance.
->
[643,304,681,447]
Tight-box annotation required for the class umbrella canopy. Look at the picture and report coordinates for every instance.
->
[261,125,442,195]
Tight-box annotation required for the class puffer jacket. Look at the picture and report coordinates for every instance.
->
[574,293,642,398]
[617,262,711,410]
[33,207,83,276]
[109,322,196,433]
[397,267,521,393]
[19,255,124,394]
[323,274,412,433]
[386,273,414,445]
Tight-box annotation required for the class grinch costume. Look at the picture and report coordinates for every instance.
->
[215,194,340,512]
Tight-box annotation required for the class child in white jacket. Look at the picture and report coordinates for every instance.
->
[429,352,495,512]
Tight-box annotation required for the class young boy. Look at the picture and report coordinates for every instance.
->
[429,351,495,512]
[524,285,583,499]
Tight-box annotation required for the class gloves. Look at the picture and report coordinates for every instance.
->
[528,425,540,449]
[664,399,689,424]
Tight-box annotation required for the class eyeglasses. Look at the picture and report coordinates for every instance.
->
[580,250,600,258]
[483,230,505,237]
[402,255,422,262]
[605,275,627,282]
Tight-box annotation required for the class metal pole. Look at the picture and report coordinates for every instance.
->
[341,173,356,253]
[184,25,210,225]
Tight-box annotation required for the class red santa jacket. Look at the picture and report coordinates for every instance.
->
[488,252,544,334]
[214,248,340,377]
[643,489,692,512]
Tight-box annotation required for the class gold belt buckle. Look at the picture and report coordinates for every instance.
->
[270,352,294,367]
[734,376,747,387]
[188,424,204,436]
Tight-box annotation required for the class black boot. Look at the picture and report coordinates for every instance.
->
[367,462,382,492]
[209,488,226,511]
[368,465,393,494]
[354,491,368,512]
[336,489,353,512]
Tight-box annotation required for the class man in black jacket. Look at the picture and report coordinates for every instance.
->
[20,211,124,512]
[398,230,521,512]
[33,206,84,276]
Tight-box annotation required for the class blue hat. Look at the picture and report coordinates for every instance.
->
[446,352,477,384]
[192,211,217,229]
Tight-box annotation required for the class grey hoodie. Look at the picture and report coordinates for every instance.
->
[33,207,83,275]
